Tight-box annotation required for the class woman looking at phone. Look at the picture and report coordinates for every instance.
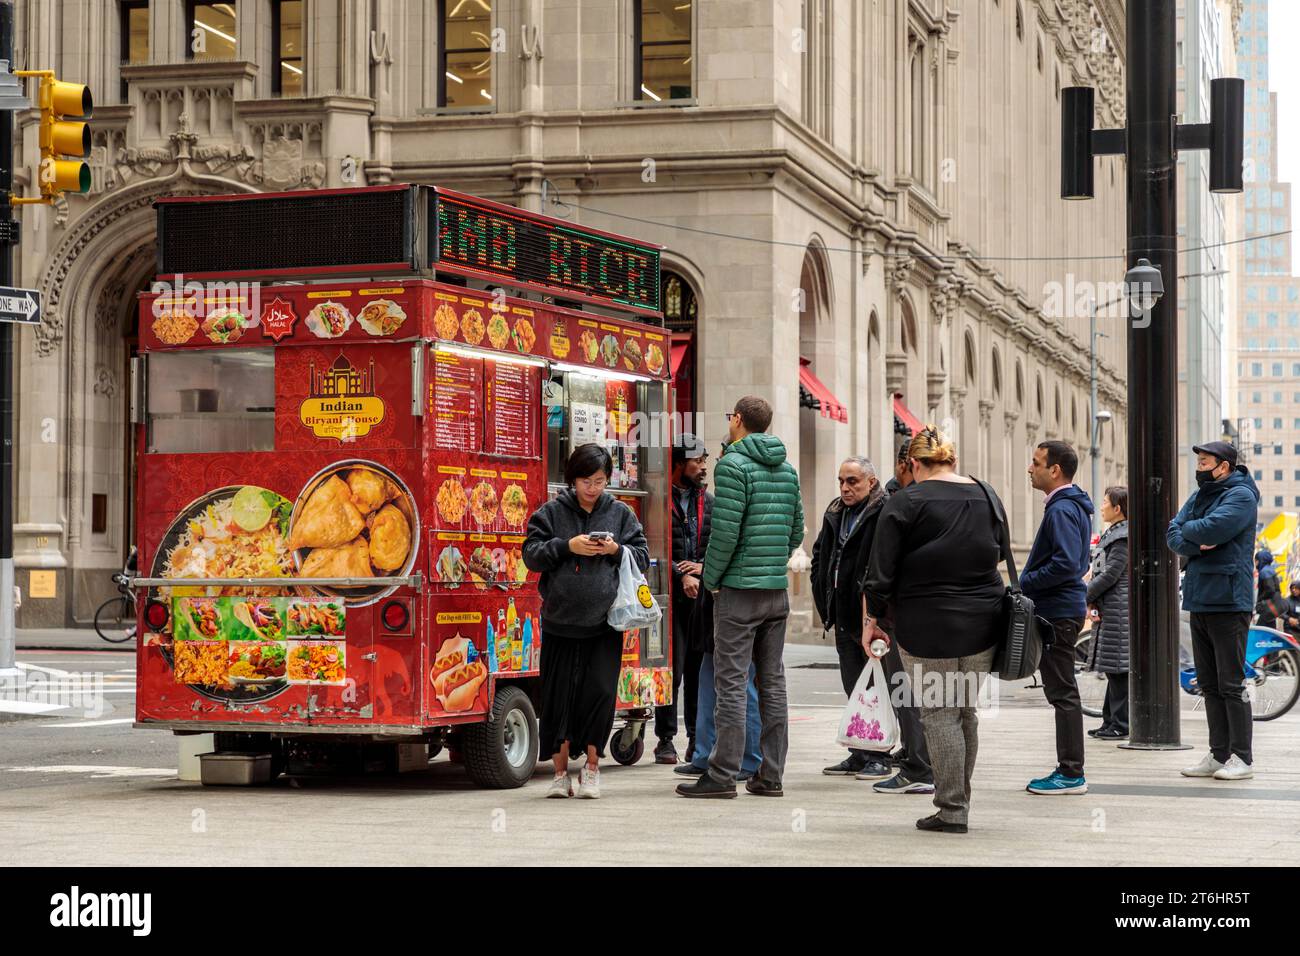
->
[523,443,650,799]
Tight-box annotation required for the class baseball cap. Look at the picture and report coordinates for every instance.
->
[1191,440,1238,467]
[672,432,708,465]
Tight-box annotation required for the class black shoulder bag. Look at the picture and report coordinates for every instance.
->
[973,478,1045,680]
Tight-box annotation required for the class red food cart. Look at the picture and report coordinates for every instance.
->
[131,186,674,786]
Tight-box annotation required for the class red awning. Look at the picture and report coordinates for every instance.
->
[892,393,925,436]
[670,343,689,378]
[798,357,847,424]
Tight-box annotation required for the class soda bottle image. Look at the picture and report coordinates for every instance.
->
[509,598,523,671]
[496,608,510,672]
[522,615,534,671]
[485,619,497,674]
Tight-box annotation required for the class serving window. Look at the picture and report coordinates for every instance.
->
[145,349,275,454]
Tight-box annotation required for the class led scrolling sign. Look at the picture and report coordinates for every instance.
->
[432,192,662,314]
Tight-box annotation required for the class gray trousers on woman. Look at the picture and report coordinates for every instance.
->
[898,645,996,825]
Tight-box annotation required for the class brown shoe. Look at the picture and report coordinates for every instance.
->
[745,777,783,797]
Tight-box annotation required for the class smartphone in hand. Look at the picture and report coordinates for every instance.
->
[587,531,614,542]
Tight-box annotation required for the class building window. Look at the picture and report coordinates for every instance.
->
[1275,470,1284,482]
[1273,363,1283,376]
[439,0,493,109]
[1276,443,1284,455]
[1252,392,1262,403]
[635,0,692,102]
[910,49,925,181]
[186,1,238,61]
[1275,496,1284,508]
[120,1,149,101]
[1274,418,1283,429]
[272,1,303,96]
[1252,362,1262,376]
[662,271,698,333]
[1254,470,1263,480]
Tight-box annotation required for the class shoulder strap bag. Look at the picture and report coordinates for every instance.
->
[973,478,1046,680]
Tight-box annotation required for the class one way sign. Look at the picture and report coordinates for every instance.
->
[0,286,40,325]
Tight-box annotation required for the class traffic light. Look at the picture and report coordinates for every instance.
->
[13,70,92,204]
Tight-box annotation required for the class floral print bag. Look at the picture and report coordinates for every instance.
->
[836,657,898,752]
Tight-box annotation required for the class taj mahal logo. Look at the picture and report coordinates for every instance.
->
[299,354,386,442]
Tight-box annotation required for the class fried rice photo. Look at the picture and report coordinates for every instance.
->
[287,641,346,683]
[486,312,511,350]
[460,309,486,345]
[436,478,469,524]
[173,640,229,686]
[434,302,460,339]
[500,484,528,527]
[162,490,294,597]
[469,482,499,526]
[357,299,408,336]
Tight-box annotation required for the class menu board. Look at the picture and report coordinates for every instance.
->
[430,350,483,452]
[486,360,539,459]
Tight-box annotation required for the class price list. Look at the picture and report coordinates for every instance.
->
[487,361,539,458]
[430,351,483,452]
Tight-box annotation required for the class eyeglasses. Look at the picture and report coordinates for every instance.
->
[724,411,737,421]
[576,476,608,490]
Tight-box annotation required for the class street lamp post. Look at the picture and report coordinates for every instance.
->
[1062,2,1244,750]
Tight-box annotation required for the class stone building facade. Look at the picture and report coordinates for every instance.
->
[10,0,1135,632]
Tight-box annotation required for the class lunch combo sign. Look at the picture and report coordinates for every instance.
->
[299,354,387,442]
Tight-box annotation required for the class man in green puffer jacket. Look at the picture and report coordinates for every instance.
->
[677,395,804,799]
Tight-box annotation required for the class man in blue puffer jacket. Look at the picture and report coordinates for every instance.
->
[1022,440,1095,795]
[1167,441,1260,781]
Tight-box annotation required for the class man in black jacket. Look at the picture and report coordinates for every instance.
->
[654,433,712,764]
[813,456,933,793]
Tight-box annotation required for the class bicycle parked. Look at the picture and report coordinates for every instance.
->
[94,546,138,644]
[1075,623,1300,722]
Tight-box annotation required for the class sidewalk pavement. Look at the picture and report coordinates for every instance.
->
[15,627,117,653]
[3,644,1296,865]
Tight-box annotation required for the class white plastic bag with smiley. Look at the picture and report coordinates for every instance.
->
[607,547,662,632]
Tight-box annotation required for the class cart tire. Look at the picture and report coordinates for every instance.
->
[462,685,538,789]
[609,724,645,766]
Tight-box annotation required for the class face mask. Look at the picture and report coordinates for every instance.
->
[1195,468,1218,487]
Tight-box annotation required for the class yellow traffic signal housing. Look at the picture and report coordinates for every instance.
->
[12,70,93,204]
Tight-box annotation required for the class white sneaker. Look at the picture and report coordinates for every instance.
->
[546,773,573,798]
[1212,755,1254,780]
[1181,753,1225,777]
[576,766,601,799]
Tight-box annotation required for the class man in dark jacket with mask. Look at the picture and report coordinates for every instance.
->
[1023,440,1094,796]
[1168,441,1260,781]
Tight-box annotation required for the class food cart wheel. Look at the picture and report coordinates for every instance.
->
[609,721,646,766]
[462,685,539,789]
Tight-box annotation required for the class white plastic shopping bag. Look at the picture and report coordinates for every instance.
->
[607,547,662,631]
[836,657,898,752]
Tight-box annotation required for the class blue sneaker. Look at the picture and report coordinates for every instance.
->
[1026,770,1088,795]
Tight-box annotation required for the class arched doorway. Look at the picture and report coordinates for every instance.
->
[15,172,256,626]
[662,268,700,428]
[797,240,835,529]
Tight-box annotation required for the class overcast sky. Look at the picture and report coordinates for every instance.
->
[1268,2,1299,273]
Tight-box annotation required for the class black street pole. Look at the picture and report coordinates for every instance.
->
[1123,1,1185,750]
[0,0,15,675]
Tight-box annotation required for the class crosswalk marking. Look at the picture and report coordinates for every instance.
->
[38,718,135,728]
[3,765,174,778]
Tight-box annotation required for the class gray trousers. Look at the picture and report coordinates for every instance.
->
[898,645,996,825]
[708,586,790,786]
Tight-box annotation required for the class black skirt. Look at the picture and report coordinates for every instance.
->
[539,628,623,759]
